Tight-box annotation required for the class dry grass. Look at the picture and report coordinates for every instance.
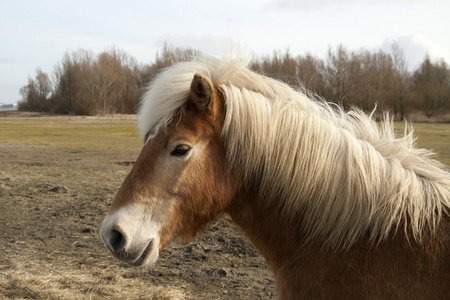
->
[1,258,187,300]
[0,111,276,299]
[0,112,184,299]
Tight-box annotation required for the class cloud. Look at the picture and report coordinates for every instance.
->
[381,35,450,71]
[265,0,425,10]
[264,0,333,10]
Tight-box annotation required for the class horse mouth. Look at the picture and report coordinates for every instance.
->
[131,240,154,267]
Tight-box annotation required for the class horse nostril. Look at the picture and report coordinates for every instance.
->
[110,229,126,254]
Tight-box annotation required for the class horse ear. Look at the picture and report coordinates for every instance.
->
[190,73,214,115]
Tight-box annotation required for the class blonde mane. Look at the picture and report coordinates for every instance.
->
[138,56,450,249]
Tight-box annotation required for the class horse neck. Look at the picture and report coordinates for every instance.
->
[226,107,450,250]
[225,189,306,272]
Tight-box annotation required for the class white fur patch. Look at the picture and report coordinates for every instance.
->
[100,204,161,266]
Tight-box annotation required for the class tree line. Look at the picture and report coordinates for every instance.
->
[18,43,450,120]
[18,45,198,115]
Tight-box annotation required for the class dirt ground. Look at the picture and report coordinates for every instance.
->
[0,111,277,299]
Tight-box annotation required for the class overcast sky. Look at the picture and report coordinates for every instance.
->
[1,0,449,105]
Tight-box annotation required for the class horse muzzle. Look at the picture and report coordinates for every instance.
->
[100,204,161,267]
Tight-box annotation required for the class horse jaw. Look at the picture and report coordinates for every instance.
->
[100,203,162,267]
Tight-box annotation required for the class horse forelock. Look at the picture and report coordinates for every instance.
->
[138,56,450,250]
[137,56,252,138]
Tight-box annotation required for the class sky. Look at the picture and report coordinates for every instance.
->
[1,0,449,105]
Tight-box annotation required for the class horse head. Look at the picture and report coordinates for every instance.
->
[100,74,237,266]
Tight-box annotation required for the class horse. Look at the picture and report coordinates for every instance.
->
[100,56,450,299]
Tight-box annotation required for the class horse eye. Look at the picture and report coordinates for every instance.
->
[171,145,191,157]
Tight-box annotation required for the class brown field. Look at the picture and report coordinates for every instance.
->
[1,111,449,300]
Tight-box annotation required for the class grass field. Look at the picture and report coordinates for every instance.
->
[398,122,450,167]
[1,113,447,165]
[0,113,141,150]
[0,111,449,299]
[0,112,275,300]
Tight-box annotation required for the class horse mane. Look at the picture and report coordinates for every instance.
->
[138,56,450,249]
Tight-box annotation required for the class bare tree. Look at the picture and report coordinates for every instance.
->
[413,56,450,118]
[20,42,450,119]
[155,42,201,70]
[18,69,52,111]
[52,51,86,114]
[325,45,349,104]
[296,54,326,96]
[391,42,410,120]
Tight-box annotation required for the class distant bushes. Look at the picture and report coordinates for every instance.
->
[251,44,450,120]
[18,44,200,115]
[19,43,450,120]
